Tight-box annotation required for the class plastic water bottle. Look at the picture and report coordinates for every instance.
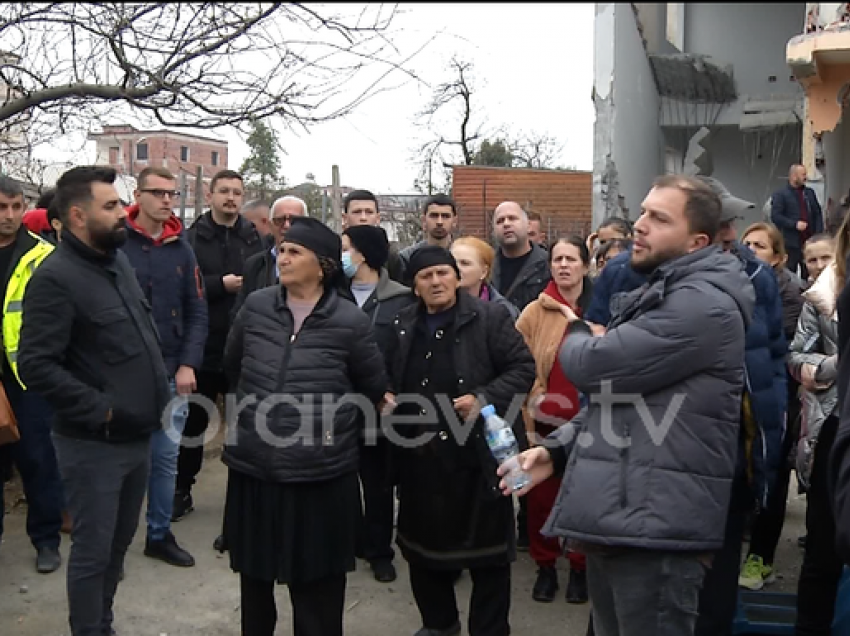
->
[481,404,531,491]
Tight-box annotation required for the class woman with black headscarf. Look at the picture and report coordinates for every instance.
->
[222,216,389,636]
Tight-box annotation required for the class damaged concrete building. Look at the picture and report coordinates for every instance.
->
[788,2,850,218]
[592,3,808,229]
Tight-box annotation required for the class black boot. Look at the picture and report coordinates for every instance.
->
[532,565,559,603]
[144,532,195,567]
[36,545,62,574]
[413,622,461,636]
[566,568,588,604]
[213,534,228,553]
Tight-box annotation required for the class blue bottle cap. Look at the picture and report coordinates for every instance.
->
[480,404,495,418]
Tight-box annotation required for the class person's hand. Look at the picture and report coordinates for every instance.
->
[497,446,554,497]
[453,394,481,421]
[586,232,599,252]
[223,274,243,293]
[560,304,579,322]
[589,322,607,336]
[378,392,397,416]
[797,220,808,232]
[800,363,819,392]
[175,365,197,396]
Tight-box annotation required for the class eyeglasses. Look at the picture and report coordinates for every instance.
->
[140,189,181,199]
[271,215,295,227]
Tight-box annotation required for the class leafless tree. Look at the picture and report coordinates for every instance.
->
[509,131,565,169]
[0,3,425,172]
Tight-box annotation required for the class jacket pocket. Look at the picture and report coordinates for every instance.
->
[91,307,145,365]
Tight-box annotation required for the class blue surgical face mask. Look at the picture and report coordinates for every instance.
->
[342,251,359,279]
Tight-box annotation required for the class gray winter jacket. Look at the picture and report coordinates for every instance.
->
[787,263,839,490]
[543,246,755,551]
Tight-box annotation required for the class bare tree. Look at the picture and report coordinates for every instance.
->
[0,3,424,167]
[413,57,485,193]
[509,131,565,169]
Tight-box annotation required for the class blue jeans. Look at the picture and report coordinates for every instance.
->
[146,380,189,542]
[0,377,64,550]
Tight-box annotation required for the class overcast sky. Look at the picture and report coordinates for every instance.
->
[222,2,596,192]
[31,3,596,193]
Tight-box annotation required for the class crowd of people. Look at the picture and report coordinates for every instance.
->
[0,161,848,636]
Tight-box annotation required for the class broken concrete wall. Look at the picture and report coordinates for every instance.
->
[592,3,663,228]
[684,3,806,126]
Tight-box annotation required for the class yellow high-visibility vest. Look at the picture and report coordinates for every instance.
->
[4,232,54,387]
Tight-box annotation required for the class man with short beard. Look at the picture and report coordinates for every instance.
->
[398,194,458,284]
[505,175,755,636]
[178,170,263,520]
[18,166,171,636]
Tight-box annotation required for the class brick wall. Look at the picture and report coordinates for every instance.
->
[451,165,593,241]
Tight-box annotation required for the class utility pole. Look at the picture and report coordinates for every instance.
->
[194,166,204,223]
[331,165,341,232]
[178,171,187,223]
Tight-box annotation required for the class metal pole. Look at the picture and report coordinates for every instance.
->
[194,166,204,222]
[179,171,187,223]
[331,165,341,232]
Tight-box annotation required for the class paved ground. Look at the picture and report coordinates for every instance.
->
[1,446,806,636]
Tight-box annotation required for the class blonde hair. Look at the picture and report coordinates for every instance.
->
[452,236,495,282]
[741,222,787,269]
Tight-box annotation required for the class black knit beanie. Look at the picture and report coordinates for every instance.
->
[344,225,390,271]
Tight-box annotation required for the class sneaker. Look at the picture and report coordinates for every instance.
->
[36,545,62,574]
[144,532,195,567]
[738,554,775,591]
[566,568,589,604]
[532,566,559,603]
[171,490,194,522]
[371,559,397,583]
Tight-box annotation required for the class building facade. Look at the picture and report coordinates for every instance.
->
[88,125,228,204]
[593,3,807,230]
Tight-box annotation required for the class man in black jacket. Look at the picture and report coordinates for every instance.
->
[342,189,407,284]
[231,195,306,320]
[770,164,823,278]
[489,200,550,551]
[178,169,263,519]
[18,166,170,636]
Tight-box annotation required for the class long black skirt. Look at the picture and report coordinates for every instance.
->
[223,468,360,585]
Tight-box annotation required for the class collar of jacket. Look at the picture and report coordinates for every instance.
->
[273,284,339,320]
[60,229,118,266]
[375,268,412,302]
[193,210,260,245]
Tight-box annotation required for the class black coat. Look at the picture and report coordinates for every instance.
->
[771,184,824,249]
[355,269,417,372]
[230,234,277,322]
[222,286,388,483]
[186,211,264,371]
[386,292,535,564]
[18,232,170,442]
[490,242,551,313]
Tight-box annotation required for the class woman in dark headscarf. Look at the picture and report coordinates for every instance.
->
[222,216,389,636]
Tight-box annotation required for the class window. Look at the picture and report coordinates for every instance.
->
[136,143,148,161]
[211,150,219,166]
[180,145,190,162]
[108,146,119,164]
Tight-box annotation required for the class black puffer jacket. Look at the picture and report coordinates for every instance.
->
[490,242,551,313]
[186,211,263,371]
[222,286,388,483]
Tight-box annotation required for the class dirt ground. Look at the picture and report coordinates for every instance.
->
[0,441,806,636]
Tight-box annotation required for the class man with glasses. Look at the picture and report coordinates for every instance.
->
[231,195,307,319]
[122,167,208,567]
[342,189,406,283]
[177,170,263,521]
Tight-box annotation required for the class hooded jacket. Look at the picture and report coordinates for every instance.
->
[121,204,208,377]
[582,242,786,507]
[543,246,755,551]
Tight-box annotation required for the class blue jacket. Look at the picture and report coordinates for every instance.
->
[584,243,786,507]
[770,184,823,249]
[121,207,208,377]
